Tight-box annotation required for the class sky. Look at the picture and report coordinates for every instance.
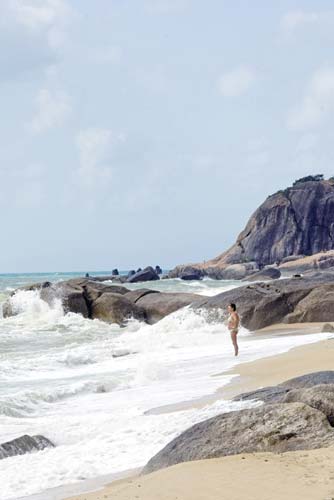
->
[1,0,334,272]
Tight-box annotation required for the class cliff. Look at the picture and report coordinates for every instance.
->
[171,177,334,278]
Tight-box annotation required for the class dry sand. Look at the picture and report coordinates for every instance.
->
[66,326,334,500]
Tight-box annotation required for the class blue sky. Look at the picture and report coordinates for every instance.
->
[1,0,334,272]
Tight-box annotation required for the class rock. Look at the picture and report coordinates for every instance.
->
[125,289,160,303]
[135,292,203,324]
[322,323,334,332]
[127,266,160,283]
[170,178,334,276]
[234,371,334,403]
[178,266,203,281]
[0,435,54,460]
[244,267,281,282]
[136,268,142,273]
[194,271,334,330]
[127,270,136,278]
[143,402,334,474]
[281,384,334,426]
[280,371,334,389]
[40,282,90,318]
[281,255,305,264]
[90,293,146,325]
[10,281,52,295]
[155,265,162,275]
[233,386,290,404]
[279,251,334,275]
[112,268,119,276]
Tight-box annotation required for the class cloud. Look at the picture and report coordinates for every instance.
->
[287,68,334,130]
[28,88,71,134]
[75,128,126,189]
[218,66,256,97]
[9,0,73,48]
[0,0,74,81]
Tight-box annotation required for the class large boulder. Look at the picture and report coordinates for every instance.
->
[0,435,54,460]
[234,371,334,403]
[90,293,146,325]
[127,266,160,283]
[40,282,89,318]
[244,267,281,282]
[194,271,334,330]
[136,292,203,324]
[282,385,334,426]
[125,289,160,303]
[143,402,334,474]
[180,269,203,281]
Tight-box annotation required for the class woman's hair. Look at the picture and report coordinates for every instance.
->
[229,303,236,311]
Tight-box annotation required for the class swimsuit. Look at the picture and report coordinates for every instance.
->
[228,314,238,334]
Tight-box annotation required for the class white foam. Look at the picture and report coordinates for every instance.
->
[0,284,333,499]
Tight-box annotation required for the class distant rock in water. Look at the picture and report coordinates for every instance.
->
[127,266,160,283]
[171,177,334,278]
[0,435,54,460]
[112,268,119,276]
[155,265,162,275]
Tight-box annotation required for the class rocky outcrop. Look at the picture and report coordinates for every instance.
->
[194,271,334,330]
[3,278,203,326]
[170,178,334,278]
[143,401,334,474]
[279,250,334,275]
[244,267,281,282]
[127,266,160,283]
[0,435,54,460]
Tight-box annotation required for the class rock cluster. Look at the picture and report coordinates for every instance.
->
[194,270,334,330]
[143,371,334,474]
[3,278,202,326]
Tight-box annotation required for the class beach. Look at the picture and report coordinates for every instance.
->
[65,334,334,500]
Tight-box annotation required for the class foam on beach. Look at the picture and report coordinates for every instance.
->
[0,277,332,499]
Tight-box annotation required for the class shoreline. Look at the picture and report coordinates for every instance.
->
[40,323,333,500]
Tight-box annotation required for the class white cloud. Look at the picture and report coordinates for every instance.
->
[75,128,126,188]
[287,68,334,130]
[29,88,71,134]
[9,0,73,49]
[218,66,256,97]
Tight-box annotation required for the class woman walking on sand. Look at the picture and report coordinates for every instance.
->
[227,303,240,356]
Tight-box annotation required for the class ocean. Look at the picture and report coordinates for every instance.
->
[0,272,332,500]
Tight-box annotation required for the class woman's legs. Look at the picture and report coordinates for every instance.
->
[230,330,239,356]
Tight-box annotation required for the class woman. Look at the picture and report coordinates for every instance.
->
[227,303,240,356]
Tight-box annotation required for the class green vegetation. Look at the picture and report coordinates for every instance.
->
[293,174,324,185]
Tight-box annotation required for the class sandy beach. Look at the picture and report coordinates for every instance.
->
[65,326,334,500]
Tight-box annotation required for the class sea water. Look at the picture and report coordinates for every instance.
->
[0,272,332,500]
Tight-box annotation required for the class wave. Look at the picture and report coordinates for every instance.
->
[0,379,119,418]
[2,289,64,323]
